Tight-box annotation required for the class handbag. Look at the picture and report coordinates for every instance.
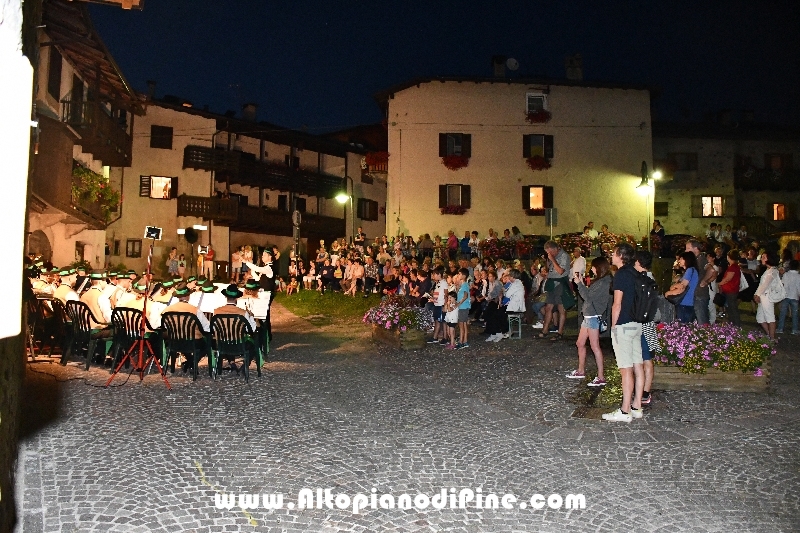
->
[667,268,696,305]
[739,272,749,292]
[767,270,786,301]
[713,292,727,307]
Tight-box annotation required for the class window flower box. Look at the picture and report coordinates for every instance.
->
[525,110,552,124]
[442,155,469,171]
[440,205,467,215]
[526,155,551,172]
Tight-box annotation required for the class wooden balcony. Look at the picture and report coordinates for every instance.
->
[734,166,800,191]
[61,99,132,167]
[183,145,345,198]
[177,195,344,241]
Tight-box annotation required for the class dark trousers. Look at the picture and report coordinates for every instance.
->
[724,291,741,326]
[486,304,509,334]
[364,277,376,294]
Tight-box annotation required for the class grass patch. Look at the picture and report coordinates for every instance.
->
[273,290,379,325]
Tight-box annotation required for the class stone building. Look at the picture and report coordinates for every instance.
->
[375,75,654,240]
[27,0,141,268]
[652,117,800,237]
[107,97,387,276]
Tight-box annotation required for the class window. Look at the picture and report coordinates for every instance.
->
[691,195,730,217]
[47,48,62,100]
[126,239,142,258]
[526,92,547,113]
[521,185,553,214]
[438,184,471,208]
[295,197,307,213]
[765,154,793,171]
[139,176,178,199]
[357,198,379,221]
[277,195,288,212]
[112,240,120,256]
[654,202,669,217]
[438,133,472,157]
[522,134,555,159]
[150,125,173,149]
[667,153,698,171]
[772,203,786,221]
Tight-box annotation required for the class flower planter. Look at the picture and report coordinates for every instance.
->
[653,358,770,393]
[372,325,426,351]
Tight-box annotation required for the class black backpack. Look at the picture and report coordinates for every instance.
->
[632,271,661,323]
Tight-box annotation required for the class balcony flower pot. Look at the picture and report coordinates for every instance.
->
[526,156,551,172]
[442,155,469,171]
[440,205,467,215]
[525,110,552,124]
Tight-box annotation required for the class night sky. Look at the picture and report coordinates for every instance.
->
[90,0,800,132]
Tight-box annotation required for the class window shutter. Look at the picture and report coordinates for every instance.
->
[439,134,447,157]
[543,186,554,209]
[461,134,472,158]
[461,185,471,208]
[722,195,735,217]
[544,135,554,160]
[357,198,364,219]
[170,177,179,199]
[522,185,531,209]
[371,200,379,221]
[439,185,447,208]
[766,202,774,220]
[139,175,151,197]
[523,135,531,158]
[691,195,703,218]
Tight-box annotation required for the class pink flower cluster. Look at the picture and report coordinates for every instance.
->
[363,295,434,332]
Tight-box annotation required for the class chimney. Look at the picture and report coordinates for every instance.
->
[492,55,507,78]
[741,109,755,123]
[565,54,583,81]
[241,103,257,122]
[146,80,156,100]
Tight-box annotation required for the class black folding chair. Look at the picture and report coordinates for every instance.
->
[209,314,261,382]
[63,301,113,370]
[109,307,164,376]
[161,311,210,381]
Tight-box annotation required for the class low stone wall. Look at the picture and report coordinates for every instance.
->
[372,325,426,350]
[653,359,770,393]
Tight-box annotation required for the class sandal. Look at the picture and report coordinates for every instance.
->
[550,333,563,341]
[536,332,549,339]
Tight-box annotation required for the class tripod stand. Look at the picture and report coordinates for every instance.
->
[105,240,171,389]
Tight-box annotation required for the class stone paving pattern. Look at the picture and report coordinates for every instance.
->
[15,305,800,532]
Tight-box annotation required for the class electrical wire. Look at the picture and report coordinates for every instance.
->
[26,359,138,388]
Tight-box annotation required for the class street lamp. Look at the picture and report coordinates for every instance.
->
[336,175,354,243]
[637,161,654,251]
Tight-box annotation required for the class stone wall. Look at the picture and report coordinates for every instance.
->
[0,333,24,533]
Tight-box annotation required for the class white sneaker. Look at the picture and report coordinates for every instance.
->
[532,323,544,329]
[630,407,643,419]
[485,334,497,342]
[502,333,510,339]
[601,409,632,423]
[492,334,504,342]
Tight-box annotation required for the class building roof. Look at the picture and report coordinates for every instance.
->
[374,76,655,107]
[150,99,368,158]
[42,0,142,112]
[653,121,800,142]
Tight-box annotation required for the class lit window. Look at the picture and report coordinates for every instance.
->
[773,203,786,221]
[702,196,723,217]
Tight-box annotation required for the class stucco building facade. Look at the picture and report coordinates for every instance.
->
[377,77,654,240]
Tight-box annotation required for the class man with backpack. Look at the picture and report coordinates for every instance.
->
[603,243,645,422]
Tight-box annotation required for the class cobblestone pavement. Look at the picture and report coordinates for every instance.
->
[16,305,800,532]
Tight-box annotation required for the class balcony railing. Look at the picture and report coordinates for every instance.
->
[177,195,344,239]
[734,166,800,191]
[61,99,132,167]
[183,145,345,198]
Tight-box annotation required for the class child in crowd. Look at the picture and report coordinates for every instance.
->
[456,268,471,348]
[443,290,459,349]
[427,268,448,345]
[177,254,186,278]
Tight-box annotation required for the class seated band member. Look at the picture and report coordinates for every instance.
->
[80,272,111,330]
[213,284,257,371]
[53,268,79,305]
[162,284,210,373]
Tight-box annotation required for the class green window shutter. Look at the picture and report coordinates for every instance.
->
[543,186,554,209]
[522,185,531,209]
[439,134,447,157]
[439,185,447,208]
[691,195,703,218]
[461,185,471,208]
[170,177,179,199]
[544,135,554,159]
[522,135,531,158]
[723,195,735,217]
[461,134,472,158]
[139,176,151,197]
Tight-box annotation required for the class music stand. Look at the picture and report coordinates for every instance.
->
[105,233,171,389]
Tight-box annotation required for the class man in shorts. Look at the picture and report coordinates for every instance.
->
[539,240,571,339]
[602,243,645,422]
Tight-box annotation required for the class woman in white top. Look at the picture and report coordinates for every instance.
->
[754,251,781,341]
